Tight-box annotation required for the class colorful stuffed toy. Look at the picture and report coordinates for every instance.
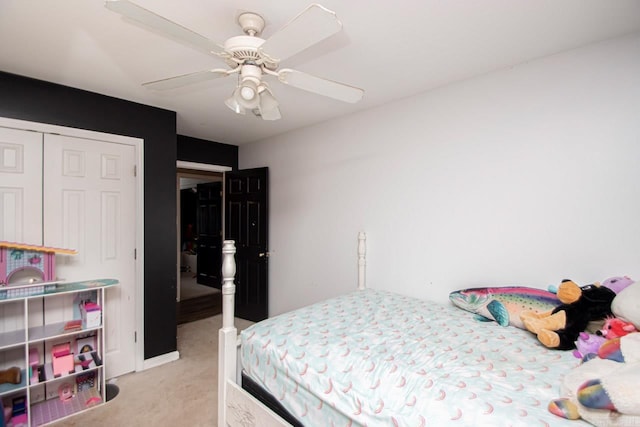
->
[549,332,640,425]
[521,280,619,350]
[448,286,560,329]
[548,280,640,426]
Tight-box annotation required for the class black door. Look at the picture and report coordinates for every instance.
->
[196,182,222,288]
[225,167,268,321]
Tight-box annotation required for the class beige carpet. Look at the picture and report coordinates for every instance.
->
[56,315,254,426]
[180,272,219,301]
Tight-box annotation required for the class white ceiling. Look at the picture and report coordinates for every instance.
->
[2,1,640,146]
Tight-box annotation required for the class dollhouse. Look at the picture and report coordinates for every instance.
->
[0,242,77,297]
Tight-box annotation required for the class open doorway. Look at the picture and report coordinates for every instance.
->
[176,168,224,324]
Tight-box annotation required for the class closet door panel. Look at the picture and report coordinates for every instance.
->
[43,134,137,378]
[0,126,42,245]
[0,127,43,339]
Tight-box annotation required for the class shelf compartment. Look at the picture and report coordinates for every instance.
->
[27,322,100,344]
[0,368,27,396]
[0,328,26,350]
[30,387,102,426]
[30,352,102,386]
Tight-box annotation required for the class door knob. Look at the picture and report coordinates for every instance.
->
[258,252,270,258]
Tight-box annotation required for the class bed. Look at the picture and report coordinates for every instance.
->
[218,233,590,426]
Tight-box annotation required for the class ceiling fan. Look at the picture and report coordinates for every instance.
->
[105,1,364,120]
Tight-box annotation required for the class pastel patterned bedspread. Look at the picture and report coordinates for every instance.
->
[240,289,589,426]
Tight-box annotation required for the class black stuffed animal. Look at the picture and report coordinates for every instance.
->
[520,280,616,350]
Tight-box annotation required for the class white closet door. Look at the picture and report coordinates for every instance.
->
[0,126,43,345]
[44,134,137,378]
[0,126,42,245]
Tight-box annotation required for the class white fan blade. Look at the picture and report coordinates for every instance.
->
[143,68,229,90]
[277,69,363,103]
[105,0,225,56]
[259,4,342,63]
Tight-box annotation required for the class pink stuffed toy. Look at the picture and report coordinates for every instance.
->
[598,317,638,339]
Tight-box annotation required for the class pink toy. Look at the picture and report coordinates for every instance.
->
[0,241,76,286]
[598,317,638,339]
[85,396,101,407]
[52,342,74,377]
[29,348,39,367]
[573,332,606,359]
[11,413,27,426]
[58,382,74,401]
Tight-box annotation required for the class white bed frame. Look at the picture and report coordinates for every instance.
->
[218,232,367,427]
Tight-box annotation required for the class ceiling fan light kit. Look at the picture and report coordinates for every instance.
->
[105,1,364,120]
[258,85,278,110]
[240,83,257,103]
[255,84,281,121]
[224,90,246,115]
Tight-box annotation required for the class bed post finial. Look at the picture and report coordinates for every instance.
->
[358,232,366,290]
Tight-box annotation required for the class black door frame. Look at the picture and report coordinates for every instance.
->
[175,163,268,321]
[176,165,227,302]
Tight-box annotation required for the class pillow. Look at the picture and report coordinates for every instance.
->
[611,282,640,329]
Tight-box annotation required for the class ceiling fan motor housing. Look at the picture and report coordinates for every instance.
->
[223,35,277,70]
[233,64,262,109]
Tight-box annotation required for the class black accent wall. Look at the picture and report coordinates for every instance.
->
[0,71,238,361]
[178,134,238,170]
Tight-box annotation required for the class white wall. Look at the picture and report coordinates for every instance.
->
[240,34,640,316]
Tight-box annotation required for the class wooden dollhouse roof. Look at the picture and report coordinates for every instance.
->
[0,241,77,255]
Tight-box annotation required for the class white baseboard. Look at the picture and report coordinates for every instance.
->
[142,351,180,371]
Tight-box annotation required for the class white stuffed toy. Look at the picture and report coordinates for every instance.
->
[548,280,640,426]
